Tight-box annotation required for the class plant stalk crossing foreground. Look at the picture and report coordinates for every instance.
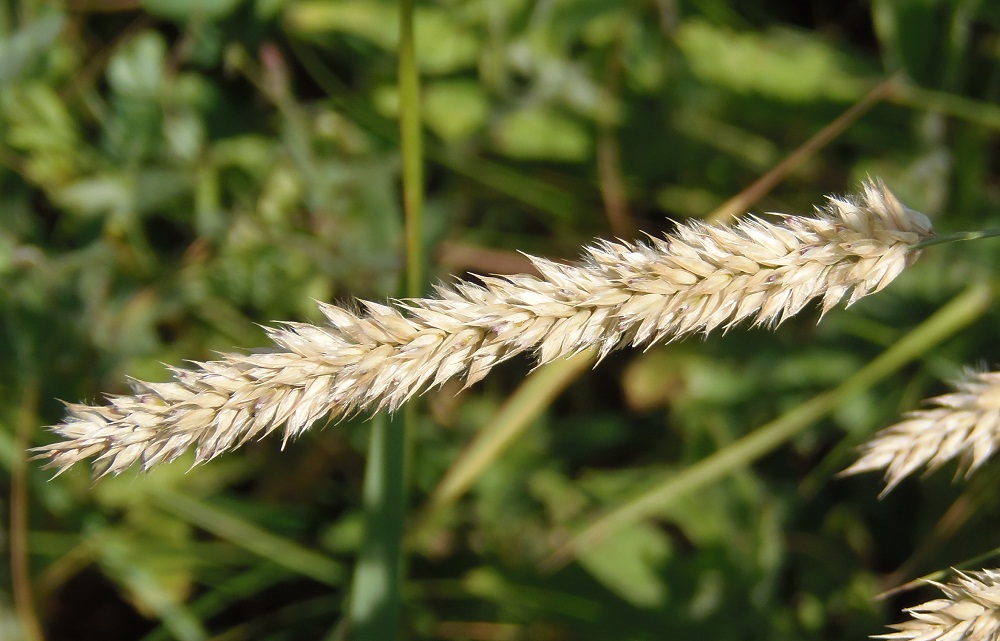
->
[35,181,934,476]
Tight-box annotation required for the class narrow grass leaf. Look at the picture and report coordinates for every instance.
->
[151,489,344,585]
[544,282,992,570]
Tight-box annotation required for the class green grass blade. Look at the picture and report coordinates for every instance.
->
[544,282,993,570]
[151,490,344,585]
[140,566,286,641]
[398,0,424,298]
[890,82,1000,130]
[422,349,596,517]
[285,39,583,224]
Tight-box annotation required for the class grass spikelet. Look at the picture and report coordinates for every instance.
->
[34,180,933,476]
[842,369,1000,495]
[876,569,1000,641]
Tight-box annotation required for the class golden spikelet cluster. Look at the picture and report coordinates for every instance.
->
[878,569,1000,641]
[843,370,1000,494]
[34,181,933,476]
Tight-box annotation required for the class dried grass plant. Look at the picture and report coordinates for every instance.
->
[34,180,933,477]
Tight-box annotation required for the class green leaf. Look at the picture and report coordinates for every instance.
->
[54,175,131,218]
[493,107,591,161]
[676,20,869,101]
[872,0,940,82]
[577,522,671,607]
[423,81,489,141]
[285,0,478,73]
[152,489,346,585]
[0,13,66,87]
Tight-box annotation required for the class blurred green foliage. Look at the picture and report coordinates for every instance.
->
[3,0,1000,639]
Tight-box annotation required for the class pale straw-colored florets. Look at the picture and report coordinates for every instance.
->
[877,569,1000,641]
[35,180,934,476]
[843,369,1000,495]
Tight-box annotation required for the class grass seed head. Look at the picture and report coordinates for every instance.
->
[843,369,1000,495]
[35,180,934,476]
[876,569,1000,641]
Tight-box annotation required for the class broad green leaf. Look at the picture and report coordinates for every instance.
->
[493,107,590,161]
[423,81,489,141]
[872,0,941,82]
[577,522,671,608]
[676,20,869,101]
[0,83,82,186]
[89,526,205,641]
[107,31,167,98]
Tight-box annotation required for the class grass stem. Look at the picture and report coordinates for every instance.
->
[348,413,407,639]
[915,227,1000,248]
[349,0,424,636]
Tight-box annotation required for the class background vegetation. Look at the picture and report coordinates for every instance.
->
[3,0,1000,639]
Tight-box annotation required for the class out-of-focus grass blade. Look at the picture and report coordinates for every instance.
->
[0,14,65,88]
[348,0,424,637]
[88,526,207,641]
[707,75,898,224]
[421,349,596,519]
[285,39,584,225]
[0,424,16,472]
[117,573,207,641]
[151,489,344,585]
[545,282,992,570]
[889,82,1000,130]
[140,565,288,641]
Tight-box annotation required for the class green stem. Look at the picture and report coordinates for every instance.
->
[348,0,424,637]
[348,414,406,639]
[915,227,1000,249]
[11,379,44,641]
[421,349,597,516]
[876,546,1000,601]
[398,0,424,298]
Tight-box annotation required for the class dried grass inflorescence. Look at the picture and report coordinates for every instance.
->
[843,369,1000,494]
[35,181,933,476]
[877,569,1000,641]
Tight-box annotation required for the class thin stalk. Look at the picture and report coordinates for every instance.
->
[349,0,424,637]
[398,0,424,298]
[706,74,899,224]
[883,463,1000,590]
[543,282,993,571]
[915,227,1000,248]
[876,543,1000,601]
[11,379,44,641]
